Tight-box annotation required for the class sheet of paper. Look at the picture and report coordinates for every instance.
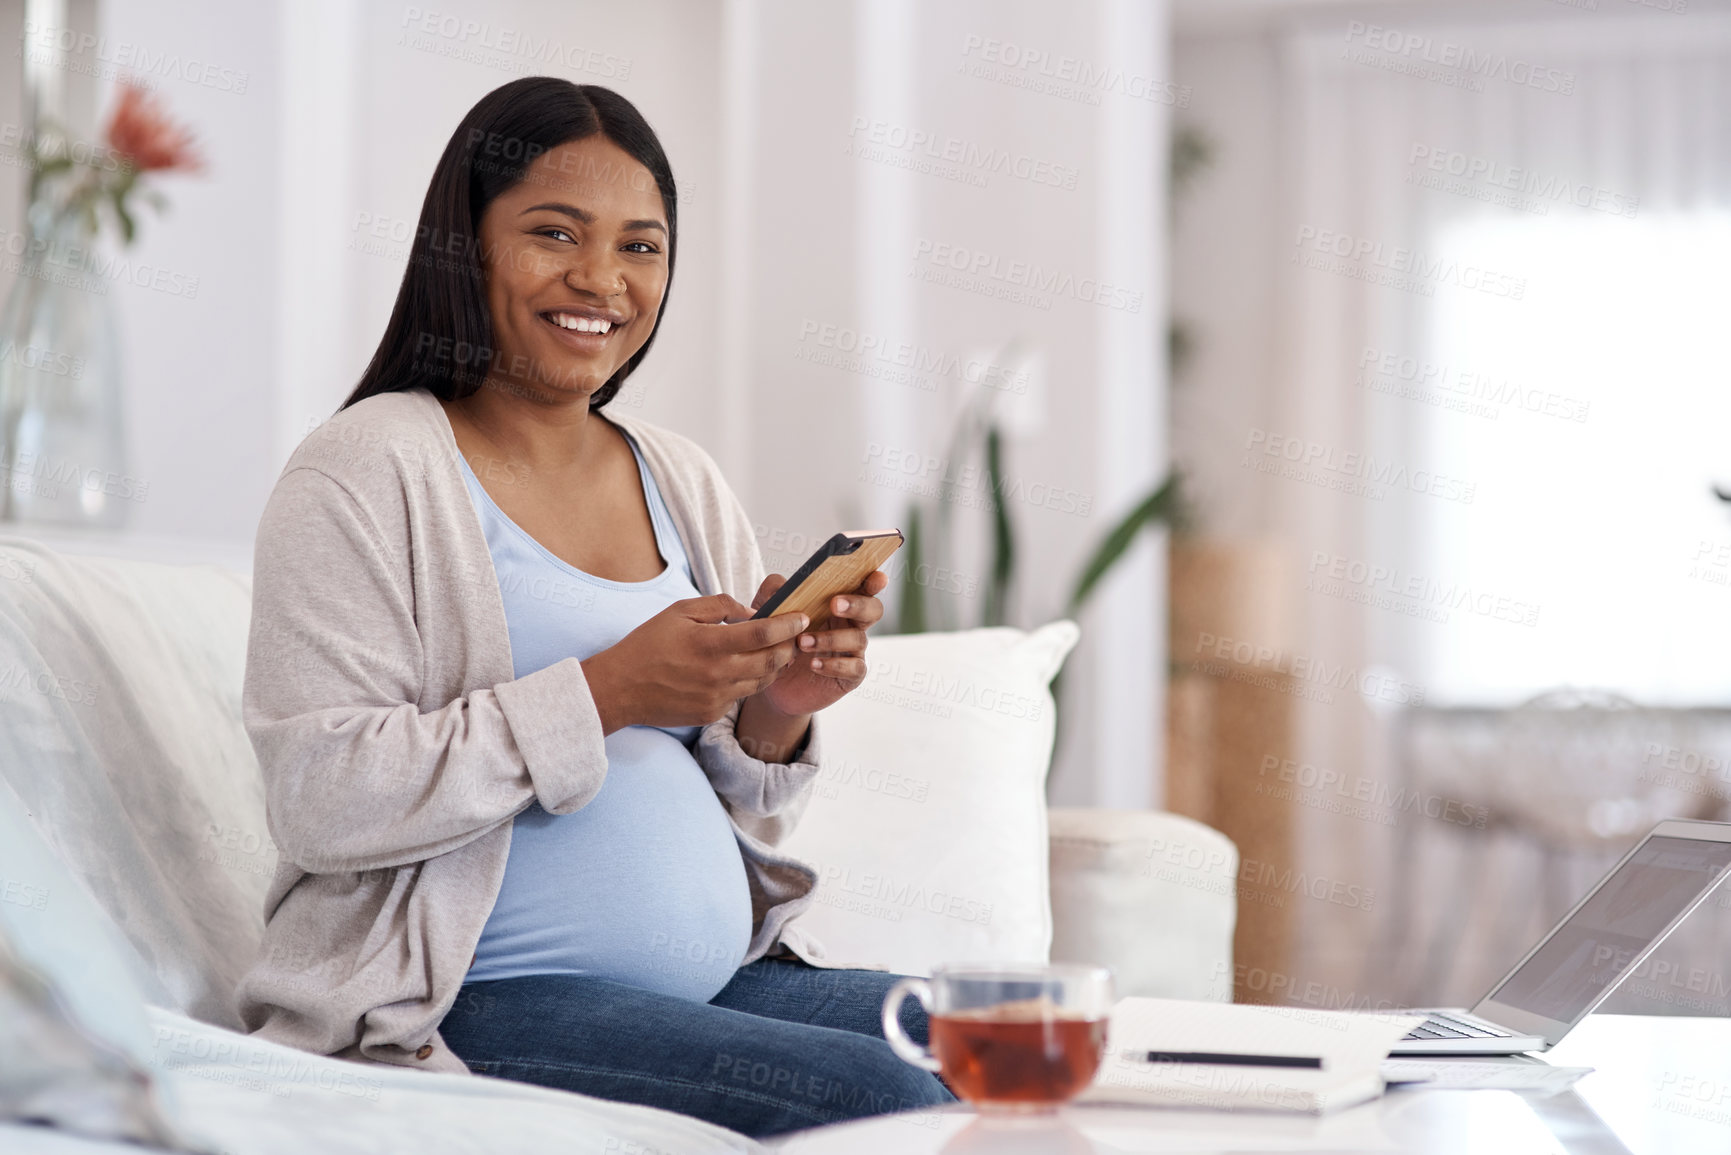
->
[1082,998,1427,1114]
[1100,997,1426,1068]
[1381,1059,1593,1095]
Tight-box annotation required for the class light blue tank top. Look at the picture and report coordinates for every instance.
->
[461,426,754,1002]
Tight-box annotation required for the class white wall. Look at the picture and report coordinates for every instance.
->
[729,0,1171,805]
[0,0,28,269]
[1168,32,1281,539]
[97,0,281,542]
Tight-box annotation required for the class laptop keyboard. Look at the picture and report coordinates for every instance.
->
[1401,1012,1516,1041]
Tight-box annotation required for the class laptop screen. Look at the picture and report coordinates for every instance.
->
[1487,834,1731,1023]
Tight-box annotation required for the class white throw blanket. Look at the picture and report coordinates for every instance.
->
[132,1006,764,1155]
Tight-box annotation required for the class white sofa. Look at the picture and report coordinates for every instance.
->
[0,535,1236,1152]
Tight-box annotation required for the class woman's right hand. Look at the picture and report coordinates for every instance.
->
[580,595,811,734]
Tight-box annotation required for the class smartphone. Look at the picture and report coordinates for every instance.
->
[751,529,904,626]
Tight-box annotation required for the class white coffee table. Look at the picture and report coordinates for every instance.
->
[770,1013,1731,1153]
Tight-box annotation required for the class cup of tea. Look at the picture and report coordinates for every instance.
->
[881,964,1113,1112]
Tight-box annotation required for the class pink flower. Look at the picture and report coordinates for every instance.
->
[105,81,203,174]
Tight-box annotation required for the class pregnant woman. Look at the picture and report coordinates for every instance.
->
[237,77,951,1138]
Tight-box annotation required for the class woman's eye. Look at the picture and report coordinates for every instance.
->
[623,241,659,254]
[538,227,575,243]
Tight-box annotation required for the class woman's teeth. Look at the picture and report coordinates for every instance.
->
[548,313,612,334]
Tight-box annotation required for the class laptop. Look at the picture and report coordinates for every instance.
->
[1388,818,1731,1055]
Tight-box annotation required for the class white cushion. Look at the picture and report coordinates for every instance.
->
[0,539,267,1028]
[780,621,1079,975]
[1048,807,1238,1001]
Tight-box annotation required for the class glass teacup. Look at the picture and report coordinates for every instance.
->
[882,964,1113,1112]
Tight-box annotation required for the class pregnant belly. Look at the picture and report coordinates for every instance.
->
[468,726,755,1002]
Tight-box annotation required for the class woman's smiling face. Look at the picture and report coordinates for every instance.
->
[476,134,670,402]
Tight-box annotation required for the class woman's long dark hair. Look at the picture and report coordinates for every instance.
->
[342,78,677,411]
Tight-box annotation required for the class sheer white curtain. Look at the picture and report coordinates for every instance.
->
[1264,12,1731,988]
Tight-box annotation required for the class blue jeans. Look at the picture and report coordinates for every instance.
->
[438,957,955,1138]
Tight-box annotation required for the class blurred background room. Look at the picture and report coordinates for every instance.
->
[2,0,1728,1019]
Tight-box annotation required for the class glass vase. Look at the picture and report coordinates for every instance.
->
[0,201,131,529]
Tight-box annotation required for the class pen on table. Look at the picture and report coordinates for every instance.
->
[1144,1051,1324,1069]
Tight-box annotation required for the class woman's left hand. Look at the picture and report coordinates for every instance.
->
[748,569,888,718]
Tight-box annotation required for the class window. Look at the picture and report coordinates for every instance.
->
[1420,214,1731,704]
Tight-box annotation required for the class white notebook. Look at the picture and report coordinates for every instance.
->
[1079,998,1426,1115]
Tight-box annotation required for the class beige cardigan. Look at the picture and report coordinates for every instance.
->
[236,387,827,1073]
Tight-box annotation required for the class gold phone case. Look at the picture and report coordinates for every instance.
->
[761,530,903,627]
